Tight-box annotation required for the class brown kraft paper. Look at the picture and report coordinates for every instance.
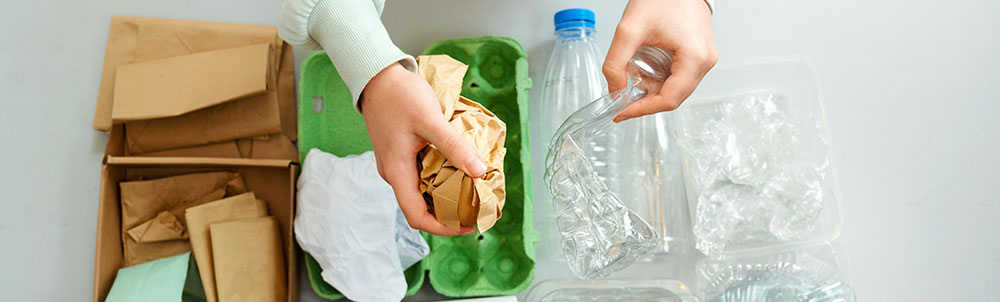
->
[185,192,269,302]
[415,55,507,233]
[209,216,286,302]
[118,172,245,265]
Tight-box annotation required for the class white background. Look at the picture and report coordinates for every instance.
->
[1,0,998,301]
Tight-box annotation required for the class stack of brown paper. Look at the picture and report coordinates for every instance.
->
[416,55,508,232]
[184,192,269,302]
[94,16,297,158]
[210,217,286,302]
[118,172,246,265]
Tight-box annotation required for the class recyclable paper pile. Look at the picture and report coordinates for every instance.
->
[92,16,299,302]
[93,16,298,161]
[108,173,286,302]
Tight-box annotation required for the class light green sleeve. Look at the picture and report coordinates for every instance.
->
[279,0,417,112]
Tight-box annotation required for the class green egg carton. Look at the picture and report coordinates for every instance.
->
[296,53,424,300]
[297,36,538,299]
[419,36,538,297]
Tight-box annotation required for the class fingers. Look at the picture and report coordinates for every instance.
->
[613,50,716,122]
[382,155,475,236]
[603,22,644,93]
[417,118,487,178]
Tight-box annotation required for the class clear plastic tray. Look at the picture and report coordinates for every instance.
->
[695,243,855,301]
[675,56,844,258]
[525,279,698,302]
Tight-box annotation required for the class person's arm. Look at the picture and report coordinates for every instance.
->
[278,0,481,236]
[604,0,718,122]
[279,0,415,110]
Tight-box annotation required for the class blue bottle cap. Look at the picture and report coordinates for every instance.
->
[554,8,595,30]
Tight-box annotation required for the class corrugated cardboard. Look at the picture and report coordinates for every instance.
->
[112,43,271,122]
[93,129,299,302]
[415,55,508,232]
[210,216,286,302]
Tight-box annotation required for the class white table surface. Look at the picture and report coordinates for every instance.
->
[2,0,998,301]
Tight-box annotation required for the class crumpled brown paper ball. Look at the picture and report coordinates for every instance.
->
[415,55,506,233]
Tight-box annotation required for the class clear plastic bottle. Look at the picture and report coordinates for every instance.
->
[532,8,609,265]
[544,46,673,279]
[537,8,606,139]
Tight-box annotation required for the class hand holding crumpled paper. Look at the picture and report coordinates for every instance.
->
[416,55,507,233]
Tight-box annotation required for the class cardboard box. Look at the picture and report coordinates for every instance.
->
[91,17,300,301]
[92,126,299,302]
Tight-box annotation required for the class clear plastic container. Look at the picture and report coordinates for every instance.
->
[674,57,844,258]
[695,243,855,302]
[526,279,698,302]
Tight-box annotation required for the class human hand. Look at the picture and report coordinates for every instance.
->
[604,0,718,122]
[361,62,483,236]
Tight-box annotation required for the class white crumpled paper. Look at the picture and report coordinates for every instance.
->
[295,149,429,301]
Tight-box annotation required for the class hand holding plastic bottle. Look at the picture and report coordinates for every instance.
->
[604,0,717,122]
[360,62,480,237]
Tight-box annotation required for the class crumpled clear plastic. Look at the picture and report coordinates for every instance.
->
[675,93,830,257]
[295,149,430,301]
[544,46,672,279]
[697,245,855,302]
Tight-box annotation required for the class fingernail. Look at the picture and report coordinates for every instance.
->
[466,158,487,177]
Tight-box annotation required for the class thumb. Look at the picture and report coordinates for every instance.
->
[419,118,488,178]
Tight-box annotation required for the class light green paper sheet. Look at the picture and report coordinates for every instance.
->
[106,252,206,302]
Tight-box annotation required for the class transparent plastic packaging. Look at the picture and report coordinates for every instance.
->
[675,57,844,258]
[676,93,830,257]
[696,244,855,302]
[543,46,673,279]
[526,279,698,302]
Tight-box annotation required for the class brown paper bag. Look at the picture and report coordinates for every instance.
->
[209,216,286,302]
[128,17,296,142]
[95,16,297,152]
[112,43,271,122]
[249,134,299,161]
[134,141,243,158]
[129,134,297,162]
[126,211,187,243]
[185,192,269,302]
[94,16,281,131]
[118,171,245,265]
[415,55,507,232]
[276,42,298,142]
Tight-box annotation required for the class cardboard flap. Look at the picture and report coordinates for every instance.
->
[111,43,271,122]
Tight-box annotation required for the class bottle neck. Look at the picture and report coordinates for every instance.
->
[555,27,596,41]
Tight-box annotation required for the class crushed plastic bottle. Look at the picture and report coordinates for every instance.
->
[544,46,673,279]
